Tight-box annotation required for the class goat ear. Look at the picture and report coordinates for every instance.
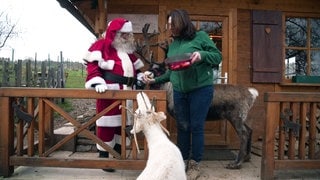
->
[154,111,166,122]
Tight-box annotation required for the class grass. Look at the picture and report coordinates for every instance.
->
[56,69,87,112]
[65,69,87,88]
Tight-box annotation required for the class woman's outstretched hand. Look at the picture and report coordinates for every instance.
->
[190,52,201,64]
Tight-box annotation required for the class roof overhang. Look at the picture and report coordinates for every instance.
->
[56,0,97,37]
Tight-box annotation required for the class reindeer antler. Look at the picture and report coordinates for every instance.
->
[135,23,167,67]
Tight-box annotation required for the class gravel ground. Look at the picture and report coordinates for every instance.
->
[54,98,96,129]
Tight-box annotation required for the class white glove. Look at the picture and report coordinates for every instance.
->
[137,72,144,82]
[144,71,154,79]
[95,84,108,93]
[143,71,155,84]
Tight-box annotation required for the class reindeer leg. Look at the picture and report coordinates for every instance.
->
[243,123,252,162]
[226,117,249,169]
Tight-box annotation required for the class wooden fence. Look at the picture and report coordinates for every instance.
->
[0,88,167,177]
[261,92,320,180]
[0,58,66,88]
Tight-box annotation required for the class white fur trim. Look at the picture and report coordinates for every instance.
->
[85,76,106,89]
[120,21,132,32]
[124,85,132,90]
[83,50,103,62]
[96,114,122,127]
[118,52,134,77]
[96,139,115,151]
[134,58,144,70]
[98,60,115,70]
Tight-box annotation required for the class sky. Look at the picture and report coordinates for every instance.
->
[0,0,97,62]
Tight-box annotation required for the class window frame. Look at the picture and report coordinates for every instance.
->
[282,12,320,85]
[191,15,229,84]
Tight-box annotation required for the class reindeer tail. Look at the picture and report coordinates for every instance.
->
[248,88,259,100]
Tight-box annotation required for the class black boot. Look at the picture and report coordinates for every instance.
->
[114,144,121,154]
[98,151,115,172]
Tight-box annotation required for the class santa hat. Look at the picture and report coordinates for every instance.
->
[104,18,133,54]
[119,21,133,32]
[85,18,133,61]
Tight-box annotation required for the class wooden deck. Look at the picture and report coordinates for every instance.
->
[7,151,320,179]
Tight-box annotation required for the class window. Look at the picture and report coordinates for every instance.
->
[284,17,320,80]
[192,19,225,84]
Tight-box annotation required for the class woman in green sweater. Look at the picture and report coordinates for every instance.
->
[144,9,222,179]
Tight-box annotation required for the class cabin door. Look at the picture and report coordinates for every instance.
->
[191,16,230,146]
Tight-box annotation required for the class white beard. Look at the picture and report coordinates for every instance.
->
[112,33,136,53]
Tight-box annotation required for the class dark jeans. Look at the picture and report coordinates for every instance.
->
[173,85,213,162]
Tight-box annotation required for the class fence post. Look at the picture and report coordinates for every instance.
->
[39,62,47,87]
[25,60,32,87]
[14,60,22,87]
[47,68,56,88]
[2,60,10,87]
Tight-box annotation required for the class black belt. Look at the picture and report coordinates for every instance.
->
[104,71,137,87]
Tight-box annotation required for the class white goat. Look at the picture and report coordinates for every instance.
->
[131,92,186,180]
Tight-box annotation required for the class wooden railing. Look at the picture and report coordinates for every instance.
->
[261,92,320,180]
[0,88,167,177]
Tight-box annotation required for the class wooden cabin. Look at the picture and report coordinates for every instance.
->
[56,0,320,150]
[1,1,320,178]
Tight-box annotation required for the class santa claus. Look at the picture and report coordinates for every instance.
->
[83,18,144,171]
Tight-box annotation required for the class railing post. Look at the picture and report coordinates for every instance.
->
[44,99,54,148]
[38,98,45,156]
[27,98,36,156]
[0,97,15,177]
[261,100,279,180]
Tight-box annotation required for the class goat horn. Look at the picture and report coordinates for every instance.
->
[119,105,140,153]
[151,97,156,111]
[133,118,141,154]
[160,123,170,136]
[119,105,135,115]
[140,91,150,110]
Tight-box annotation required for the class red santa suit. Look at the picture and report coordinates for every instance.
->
[83,18,144,154]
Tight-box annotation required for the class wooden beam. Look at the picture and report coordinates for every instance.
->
[10,156,146,170]
[0,97,14,177]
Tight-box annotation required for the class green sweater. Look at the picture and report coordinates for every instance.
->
[155,31,222,93]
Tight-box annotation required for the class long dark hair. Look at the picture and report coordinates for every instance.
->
[168,9,196,40]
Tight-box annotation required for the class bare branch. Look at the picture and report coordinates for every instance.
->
[0,11,19,49]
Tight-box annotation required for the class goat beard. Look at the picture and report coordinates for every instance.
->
[112,33,136,53]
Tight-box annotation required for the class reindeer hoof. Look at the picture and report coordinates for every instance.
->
[225,162,242,169]
[244,155,251,162]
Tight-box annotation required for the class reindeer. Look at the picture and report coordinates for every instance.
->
[130,91,186,180]
[135,24,259,169]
